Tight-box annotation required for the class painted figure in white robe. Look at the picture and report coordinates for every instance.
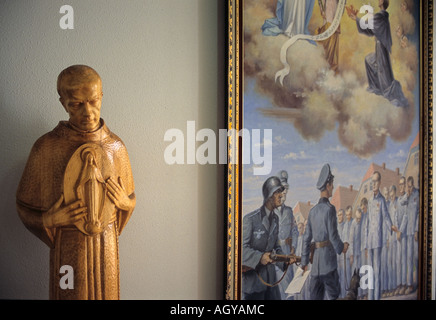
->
[262,0,316,38]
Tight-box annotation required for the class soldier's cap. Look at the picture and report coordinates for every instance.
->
[277,170,289,188]
[316,164,334,190]
[262,176,285,203]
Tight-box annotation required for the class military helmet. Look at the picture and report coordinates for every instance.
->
[277,170,289,188]
[262,176,284,203]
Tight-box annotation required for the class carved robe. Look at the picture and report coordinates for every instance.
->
[16,119,135,300]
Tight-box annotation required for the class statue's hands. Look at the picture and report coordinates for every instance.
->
[42,194,87,228]
[107,177,134,211]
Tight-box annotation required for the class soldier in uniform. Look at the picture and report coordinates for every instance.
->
[301,164,349,300]
[242,176,292,300]
[405,176,419,294]
[275,170,299,300]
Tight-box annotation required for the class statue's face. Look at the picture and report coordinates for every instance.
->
[61,81,103,132]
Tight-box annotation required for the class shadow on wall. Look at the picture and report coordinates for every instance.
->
[0,157,50,299]
[196,0,226,299]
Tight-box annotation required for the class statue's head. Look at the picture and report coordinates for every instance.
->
[57,65,103,132]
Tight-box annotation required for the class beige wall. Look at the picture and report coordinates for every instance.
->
[0,0,225,299]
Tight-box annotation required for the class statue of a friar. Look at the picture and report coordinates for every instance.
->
[16,65,136,300]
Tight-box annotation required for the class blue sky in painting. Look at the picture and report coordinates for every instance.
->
[242,77,420,213]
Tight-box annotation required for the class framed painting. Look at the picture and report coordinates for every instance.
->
[226,0,433,300]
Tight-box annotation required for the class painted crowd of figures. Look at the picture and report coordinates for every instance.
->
[242,167,419,300]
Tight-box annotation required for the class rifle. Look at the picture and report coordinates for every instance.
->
[270,250,301,265]
[241,250,302,287]
[242,250,301,272]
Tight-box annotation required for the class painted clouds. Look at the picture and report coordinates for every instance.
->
[244,0,418,158]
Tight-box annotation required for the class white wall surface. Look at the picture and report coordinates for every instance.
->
[0,0,225,299]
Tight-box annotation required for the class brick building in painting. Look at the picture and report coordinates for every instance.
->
[331,185,358,214]
[293,201,313,225]
[403,133,419,187]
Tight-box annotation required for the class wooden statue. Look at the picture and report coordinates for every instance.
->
[16,65,136,300]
